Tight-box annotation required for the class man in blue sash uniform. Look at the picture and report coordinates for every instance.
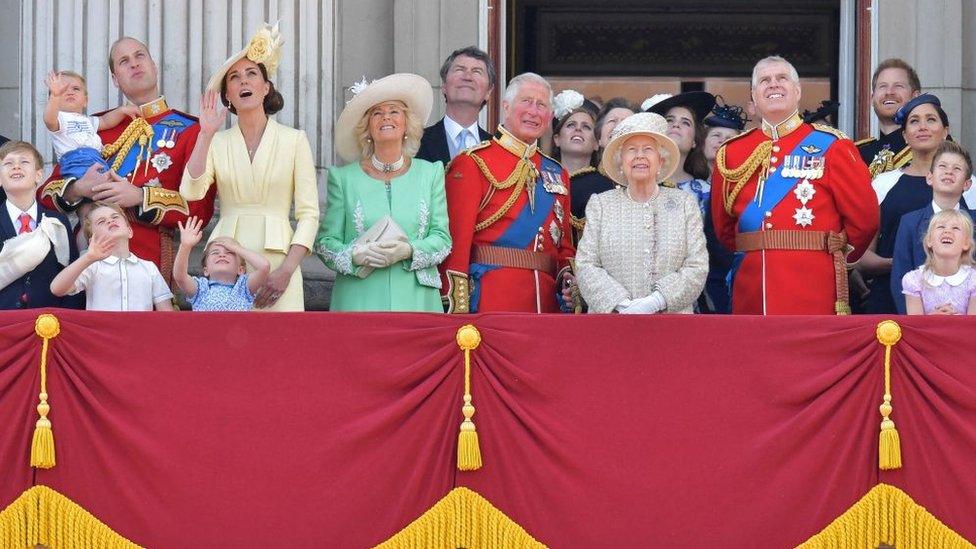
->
[711,56,878,314]
[440,73,576,313]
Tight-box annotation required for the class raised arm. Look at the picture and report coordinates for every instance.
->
[43,71,67,132]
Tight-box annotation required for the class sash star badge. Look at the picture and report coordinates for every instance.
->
[793,180,816,205]
[150,152,173,173]
[793,206,815,227]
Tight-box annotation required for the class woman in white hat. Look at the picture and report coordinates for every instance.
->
[575,112,708,314]
[180,23,319,311]
[314,74,451,311]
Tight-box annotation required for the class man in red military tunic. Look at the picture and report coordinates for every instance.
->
[440,72,576,313]
[38,37,216,285]
[711,56,878,315]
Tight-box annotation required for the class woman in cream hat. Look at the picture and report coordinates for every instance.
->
[180,23,319,311]
[313,73,451,312]
[575,112,708,314]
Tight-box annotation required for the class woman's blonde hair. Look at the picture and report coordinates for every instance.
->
[354,100,424,160]
[922,209,976,282]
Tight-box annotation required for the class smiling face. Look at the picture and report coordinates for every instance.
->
[443,54,492,109]
[904,103,949,154]
[502,80,552,143]
[554,111,598,157]
[926,213,973,261]
[0,149,43,196]
[872,67,918,123]
[619,134,662,186]
[598,107,635,147]
[664,106,697,154]
[927,151,972,197]
[109,38,158,100]
[703,126,739,162]
[366,100,408,147]
[751,60,801,122]
[87,205,133,241]
[57,75,88,114]
[223,58,271,114]
[203,243,246,279]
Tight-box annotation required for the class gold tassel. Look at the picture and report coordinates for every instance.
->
[31,314,61,469]
[875,320,903,470]
[456,324,483,471]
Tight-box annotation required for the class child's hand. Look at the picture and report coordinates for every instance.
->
[85,233,114,261]
[933,303,958,315]
[45,71,68,97]
[178,216,205,247]
[210,236,242,252]
[119,104,141,119]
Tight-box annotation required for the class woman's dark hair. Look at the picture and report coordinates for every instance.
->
[220,62,284,115]
[669,105,710,181]
[594,97,638,143]
[551,109,599,168]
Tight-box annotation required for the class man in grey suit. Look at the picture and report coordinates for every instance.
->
[416,46,495,165]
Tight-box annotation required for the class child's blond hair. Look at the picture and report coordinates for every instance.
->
[923,209,976,284]
[0,140,44,170]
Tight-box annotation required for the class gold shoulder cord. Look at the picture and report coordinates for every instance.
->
[469,152,538,232]
[101,118,154,173]
[717,140,773,214]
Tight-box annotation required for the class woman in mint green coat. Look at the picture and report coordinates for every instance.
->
[315,74,451,311]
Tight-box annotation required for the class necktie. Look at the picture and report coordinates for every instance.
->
[18,213,32,234]
[455,129,472,158]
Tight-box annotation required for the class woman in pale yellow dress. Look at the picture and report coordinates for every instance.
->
[180,24,319,311]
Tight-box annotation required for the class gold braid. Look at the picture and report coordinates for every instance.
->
[469,152,538,232]
[101,118,155,172]
[717,140,773,214]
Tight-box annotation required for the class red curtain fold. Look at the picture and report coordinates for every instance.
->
[0,310,973,547]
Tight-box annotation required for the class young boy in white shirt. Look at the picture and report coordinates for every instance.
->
[50,202,174,311]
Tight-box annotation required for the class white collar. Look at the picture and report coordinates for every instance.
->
[932,201,962,213]
[924,265,971,286]
[101,253,140,265]
[6,200,38,226]
[444,115,480,141]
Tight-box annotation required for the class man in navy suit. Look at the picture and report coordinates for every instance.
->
[416,46,495,166]
[891,141,975,314]
[0,141,80,309]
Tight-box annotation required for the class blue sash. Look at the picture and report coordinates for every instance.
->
[110,112,196,178]
[738,130,837,232]
[469,157,562,311]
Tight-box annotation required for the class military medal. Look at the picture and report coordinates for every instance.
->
[553,200,565,224]
[794,180,815,204]
[166,129,176,149]
[150,152,173,173]
[549,220,562,247]
[793,206,814,227]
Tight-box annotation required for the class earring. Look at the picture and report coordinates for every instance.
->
[366,137,372,142]
[403,135,407,141]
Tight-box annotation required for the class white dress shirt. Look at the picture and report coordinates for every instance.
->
[6,200,38,233]
[69,253,173,311]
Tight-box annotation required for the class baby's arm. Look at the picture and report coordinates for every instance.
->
[97,104,141,131]
[50,233,113,296]
[43,71,67,132]
[174,217,204,299]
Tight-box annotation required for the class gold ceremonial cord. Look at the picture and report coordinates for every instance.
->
[717,140,773,214]
[101,118,154,172]
[469,152,537,232]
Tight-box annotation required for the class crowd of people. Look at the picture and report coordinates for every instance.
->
[2,24,975,316]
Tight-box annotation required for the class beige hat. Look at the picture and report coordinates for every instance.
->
[334,73,433,163]
[599,112,680,186]
[206,22,284,92]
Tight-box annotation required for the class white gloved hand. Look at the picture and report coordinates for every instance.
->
[352,242,389,268]
[616,291,667,314]
[375,239,413,265]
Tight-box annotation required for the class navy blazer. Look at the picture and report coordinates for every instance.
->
[415,117,491,166]
[0,202,81,309]
[890,202,976,314]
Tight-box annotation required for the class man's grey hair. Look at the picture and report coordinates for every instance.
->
[751,56,800,88]
[502,72,554,106]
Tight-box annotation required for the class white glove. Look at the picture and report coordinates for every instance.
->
[616,291,667,314]
[375,239,412,265]
[352,242,389,268]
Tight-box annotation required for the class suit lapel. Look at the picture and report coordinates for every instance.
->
[435,119,451,162]
[0,206,16,240]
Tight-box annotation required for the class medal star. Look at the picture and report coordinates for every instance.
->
[793,206,815,227]
[793,180,816,205]
[150,152,173,173]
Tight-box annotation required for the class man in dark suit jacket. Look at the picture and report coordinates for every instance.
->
[416,46,495,166]
[0,141,80,309]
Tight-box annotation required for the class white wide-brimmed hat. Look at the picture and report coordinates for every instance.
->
[206,22,284,92]
[334,73,433,163]
[599,112,680,186]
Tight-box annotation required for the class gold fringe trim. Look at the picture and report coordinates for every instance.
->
[31,314,61,469]
[456,325,483,471]
[375,487,545,549]
[716,139,772,214]
[797,483,973,548]
[0,485,142,548]
[876,320,903,470]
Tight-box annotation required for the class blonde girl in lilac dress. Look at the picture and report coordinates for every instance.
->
[902,209,976,315]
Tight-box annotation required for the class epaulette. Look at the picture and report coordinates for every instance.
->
[447,140,492,172]
[854,137,876,147]
[721,127,758,148]
[539,150,561,165]
[570,166,596,179]
[812,123,849,140]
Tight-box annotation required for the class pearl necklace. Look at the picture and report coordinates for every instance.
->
[371,154,404,173]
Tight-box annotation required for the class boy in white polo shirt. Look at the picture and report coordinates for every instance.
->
[50,202,173,311]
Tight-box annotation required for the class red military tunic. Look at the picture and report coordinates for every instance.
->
[711,112,878,314]
[440,126,575,313]
[39,97,217,284]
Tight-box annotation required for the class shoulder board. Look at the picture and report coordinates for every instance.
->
[892,145,913,165]
[461,140,492,156]
[812,123,849,140]
[854,137,877,147]
[570,166,597,179]
[539,152,563,171]
[723,127,759,147]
